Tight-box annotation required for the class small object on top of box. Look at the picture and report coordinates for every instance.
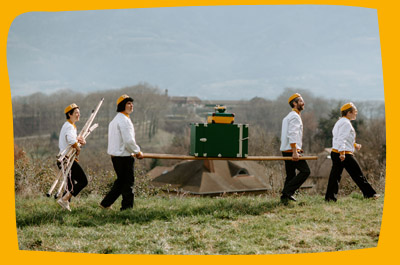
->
[207,105,235,124]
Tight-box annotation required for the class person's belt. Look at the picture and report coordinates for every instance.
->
[332,149,353,155]
[282,149,303,153]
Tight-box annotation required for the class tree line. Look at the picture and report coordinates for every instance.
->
[13,85,385,176]
[12,83,168,140]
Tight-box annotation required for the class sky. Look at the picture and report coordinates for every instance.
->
[6,5,384,101]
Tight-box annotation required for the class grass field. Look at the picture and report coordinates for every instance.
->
[16,193,383,254]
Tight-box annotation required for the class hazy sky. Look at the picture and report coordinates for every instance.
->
[7,5,384,101]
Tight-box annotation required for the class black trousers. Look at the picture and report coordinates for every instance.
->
[325,152,376,201]
[281,152,311,196]
[101,156,135,210]
[57,160,88,197]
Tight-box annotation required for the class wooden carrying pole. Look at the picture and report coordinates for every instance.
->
[142,153,318,161]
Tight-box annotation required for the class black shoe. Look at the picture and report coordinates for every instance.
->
[283,194,297,201]
[280,196,289,205]
[325,195,337,202]
[281,194,297,203]
[100,204,111,210]
[372,194,381,200]
[120,206,133,211]
[325,198,337,202]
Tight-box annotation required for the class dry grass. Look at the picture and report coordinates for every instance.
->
[16,192,383,254]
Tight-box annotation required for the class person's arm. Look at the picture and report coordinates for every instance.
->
[337,122,352,161]
[291,143,299,161]
[119,119,141,154]
[288,116,301,161]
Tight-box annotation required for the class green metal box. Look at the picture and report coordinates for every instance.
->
[189,123,249,158]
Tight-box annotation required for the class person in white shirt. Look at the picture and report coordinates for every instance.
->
[100,95,144,210]
[57,103,88,211]
[279,93,310,204]
[325,102,380,201]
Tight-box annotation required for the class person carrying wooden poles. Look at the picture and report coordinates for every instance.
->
[324,102,380,202]
[100,95,143,211]
[57,103,88,211]
[279,93,311,204]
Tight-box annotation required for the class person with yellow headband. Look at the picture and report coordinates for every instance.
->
[57,103,88,211]
[100,94,144,211]
[325,102,380,202]
[279,93,310,204]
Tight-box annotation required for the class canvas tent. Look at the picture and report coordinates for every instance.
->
[147,160,272,195]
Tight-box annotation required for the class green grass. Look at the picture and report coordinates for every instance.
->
[16,193,383,254]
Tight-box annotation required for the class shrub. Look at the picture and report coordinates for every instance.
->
[14,146,168,198]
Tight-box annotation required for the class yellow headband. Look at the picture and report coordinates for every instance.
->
[64,103,79,114]
[117,94,130,105]
[288,93,301,104]
[340,102,356,112]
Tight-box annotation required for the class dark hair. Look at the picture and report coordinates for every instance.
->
[289,97,300,108]
[65,107,79,119]
[117,97,134,112]
[341,107,355,117]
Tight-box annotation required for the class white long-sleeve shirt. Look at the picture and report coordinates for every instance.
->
[107,112,141,156]
[332,117,356,153]
[59,120,78,153]
[280,110,303,151]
